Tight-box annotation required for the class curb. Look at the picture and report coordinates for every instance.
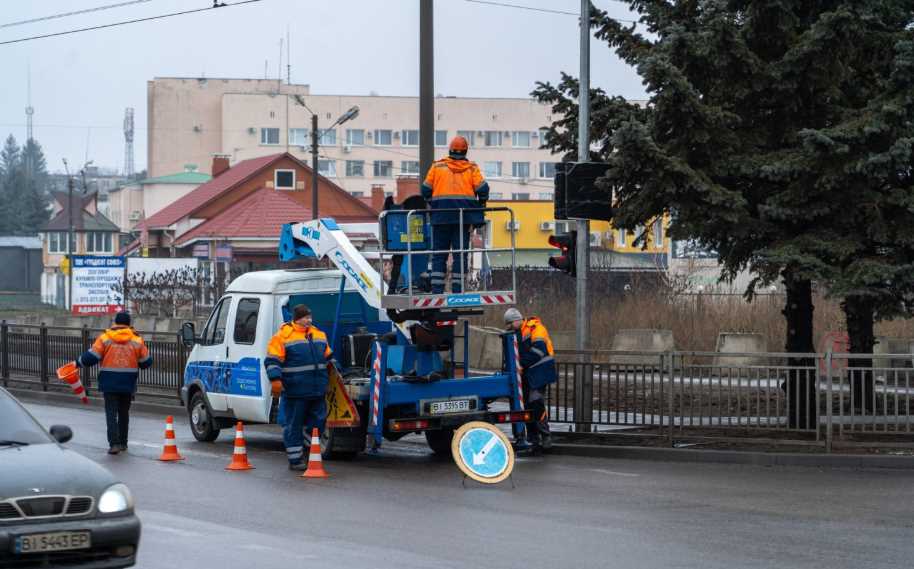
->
[549,443,914,469]
[9,387,184,418]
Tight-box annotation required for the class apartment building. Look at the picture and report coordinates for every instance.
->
[147,77,562,200]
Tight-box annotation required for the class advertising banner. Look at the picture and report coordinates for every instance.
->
[71,256,125,315]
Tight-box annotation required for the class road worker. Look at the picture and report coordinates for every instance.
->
[504,307,556,454]
[265,304,334,471]
[420,135,490,294]
[74,312,152,455]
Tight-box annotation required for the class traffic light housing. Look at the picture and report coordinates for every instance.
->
[548,230,577,277]
[553,162,613,222]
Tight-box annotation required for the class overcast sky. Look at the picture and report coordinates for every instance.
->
[0,0,644,175]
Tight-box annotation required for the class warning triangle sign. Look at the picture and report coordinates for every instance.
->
[325,364,361,428]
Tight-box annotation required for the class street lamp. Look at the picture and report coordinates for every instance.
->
[291,95,359,219]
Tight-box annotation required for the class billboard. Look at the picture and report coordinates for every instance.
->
[71,256,125,315]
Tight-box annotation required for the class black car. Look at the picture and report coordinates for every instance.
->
[0,387,141,568]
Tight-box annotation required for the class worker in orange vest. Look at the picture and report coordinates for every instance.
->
[505,308,556,454]
[75,312,152,455]
[420,135,490,294]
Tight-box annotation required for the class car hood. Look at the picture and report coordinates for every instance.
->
[0,444,117,499]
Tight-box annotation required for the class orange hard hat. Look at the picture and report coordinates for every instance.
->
[449,135,469,155]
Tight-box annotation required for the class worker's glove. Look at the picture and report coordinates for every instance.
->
[270,380,283,397]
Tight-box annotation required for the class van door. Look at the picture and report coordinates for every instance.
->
[188,295,233,412]
[223,296,270,423]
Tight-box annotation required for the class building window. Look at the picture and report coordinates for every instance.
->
[512,131,531,147]
[350,191,365,198]
[435,130,448,147]
[514,192,530,201]
[260,128,279,145]
[617,228,627,247]
[401,161,420,175]
[484,131,503,147]
[537,192,552,200]
[47,232,70,254]
[374,160,393,177]
[488,192,505,200]
[512,162,530,179]
[457,130,475,147]
[539,162,559,179]
[274,169,295,190]
[484,161,502,178]
[374,129,393,146]
[401,129,420,146]
[85,232,113,253]
[538,128,550,147]
[345,160,365,177]
[346,129,365,146]
[318,160,336,177]
[653,218,664,247]
[317,128,336,145]
[288,128,308,147]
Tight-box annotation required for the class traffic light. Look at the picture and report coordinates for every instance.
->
[548,230,577,276]
[564,162,613,222]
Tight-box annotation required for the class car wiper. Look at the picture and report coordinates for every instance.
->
[0,440,30,447]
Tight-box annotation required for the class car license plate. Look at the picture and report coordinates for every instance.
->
[430,399,471,414]
[15,531,91,554]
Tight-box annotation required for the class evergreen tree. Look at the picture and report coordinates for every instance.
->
[0,135,22,234]
[533,1,914,427]
[19,138,52,231]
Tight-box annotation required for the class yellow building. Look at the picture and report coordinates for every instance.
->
[484,200,669,269]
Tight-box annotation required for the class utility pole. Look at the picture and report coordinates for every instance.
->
[419,0,434,176]
[63,159,74,312]
[574,0,593,433]
[577,0,590,353]
[311,113,319,219]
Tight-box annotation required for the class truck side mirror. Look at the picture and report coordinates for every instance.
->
[181,322,197,348]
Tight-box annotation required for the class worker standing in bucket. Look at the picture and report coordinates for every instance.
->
[74,312,152,455]
[265,304,334,471]
[420,135,490,294]
[505,308,556,454]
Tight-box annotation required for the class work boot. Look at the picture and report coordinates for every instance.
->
[107,446,121,455]
[288,462,307,472]
[540,433,552,451]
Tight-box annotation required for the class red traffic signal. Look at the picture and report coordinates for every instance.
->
[548,230,577,277]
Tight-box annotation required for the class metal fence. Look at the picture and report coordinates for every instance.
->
[1,322,188,399]
[4,322,913,451]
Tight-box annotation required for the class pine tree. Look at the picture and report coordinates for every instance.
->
[533,1,914,427]
[19,138,52,231]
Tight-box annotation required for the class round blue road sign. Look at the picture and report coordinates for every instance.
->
[451,421,515,484]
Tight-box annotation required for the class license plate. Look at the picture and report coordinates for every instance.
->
[15,531,91,554]
[430,399,471,414]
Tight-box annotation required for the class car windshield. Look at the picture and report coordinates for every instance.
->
[0,392,53,446]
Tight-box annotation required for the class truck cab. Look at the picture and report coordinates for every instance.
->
[180,268,391,455]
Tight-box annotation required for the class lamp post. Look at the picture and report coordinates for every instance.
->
[291,95,359,220]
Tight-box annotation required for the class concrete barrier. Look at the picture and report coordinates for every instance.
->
[607,329,675,365]
[714,332,767,366]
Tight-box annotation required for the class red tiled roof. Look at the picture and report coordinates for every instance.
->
[137,154,283,230]
[174,187,375,246]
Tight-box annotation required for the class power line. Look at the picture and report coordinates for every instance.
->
[0,1,155,30]
[0,0,264,46]
[463,0,638,25]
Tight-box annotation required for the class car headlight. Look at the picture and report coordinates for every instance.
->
[98,483,134,514]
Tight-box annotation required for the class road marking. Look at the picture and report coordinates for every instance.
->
[587,468,640,478]
[144,523,203,538]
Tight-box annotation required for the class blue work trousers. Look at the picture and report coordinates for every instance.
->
[431,224,472,293]
[282,396,327,465]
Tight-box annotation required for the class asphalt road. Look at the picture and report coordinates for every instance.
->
[20,401,914,569]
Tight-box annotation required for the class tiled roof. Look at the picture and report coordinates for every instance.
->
[137,154,283,229]
[175,187,377,246]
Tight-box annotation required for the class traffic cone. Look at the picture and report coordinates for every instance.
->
[56,362,88,405]
[225,422,254,471]
[158,416,185,462]
[301,428,328,479]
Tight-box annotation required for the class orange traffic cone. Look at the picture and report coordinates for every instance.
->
[225,422,254,471]
[56,362,88,405]
[158,416,185,462]
[301,428,328,479]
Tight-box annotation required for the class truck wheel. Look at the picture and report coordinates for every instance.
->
[188,391,220,442]
[320,427,361,460]
[425,428,454,456]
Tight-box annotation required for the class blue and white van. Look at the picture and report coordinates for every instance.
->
[179,269,392,456]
